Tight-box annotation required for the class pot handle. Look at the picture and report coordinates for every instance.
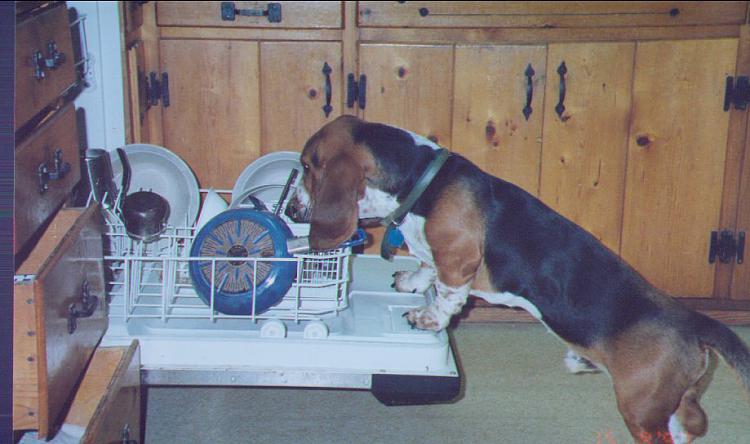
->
[115,148,131,210]
[229,189,269,211]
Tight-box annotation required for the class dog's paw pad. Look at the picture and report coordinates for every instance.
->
[403,307,444,331]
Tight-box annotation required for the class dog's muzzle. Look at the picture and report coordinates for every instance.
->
[284,191,312,223]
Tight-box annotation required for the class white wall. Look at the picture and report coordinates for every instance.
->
[68,1,125,151]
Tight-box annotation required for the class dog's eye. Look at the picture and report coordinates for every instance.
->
[302,162,310,172]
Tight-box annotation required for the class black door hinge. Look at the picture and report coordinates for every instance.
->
[709,230,745,264]
[145,71,170,108]
[347,73,367,110]
[724,76,749,111]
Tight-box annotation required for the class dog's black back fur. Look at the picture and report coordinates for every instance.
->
[359,122,668,347]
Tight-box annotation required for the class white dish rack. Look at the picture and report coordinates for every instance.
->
[103,218,353,327]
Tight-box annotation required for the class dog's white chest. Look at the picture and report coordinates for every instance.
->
[470,290,543,320]
[399,214,434,266]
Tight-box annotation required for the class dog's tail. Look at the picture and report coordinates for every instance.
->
[693,311,750,398]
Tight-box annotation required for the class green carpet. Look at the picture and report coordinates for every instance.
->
[145,324,750,443]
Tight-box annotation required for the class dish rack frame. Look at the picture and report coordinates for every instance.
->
[103,213,354,326]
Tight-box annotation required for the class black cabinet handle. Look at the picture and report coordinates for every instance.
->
[221,2,282,23]
[37,148,71,194]
[68,280,99,334]
[322,62,333,118]
[555,61,567,119]
[523,63,535,121]
[32,40,66,80]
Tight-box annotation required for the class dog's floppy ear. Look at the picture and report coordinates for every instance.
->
[309,153,365,250]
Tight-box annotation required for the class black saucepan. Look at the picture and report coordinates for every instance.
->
[122,190,170,243]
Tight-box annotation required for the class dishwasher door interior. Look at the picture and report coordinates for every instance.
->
[102,254,461,405]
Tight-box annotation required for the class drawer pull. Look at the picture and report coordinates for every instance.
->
[32,41,67,80]
[68,280,99,334]
[220,2,282,23]
[555,61,568,119]
[122,423,139,444]
[523,63,535,121]
[37,148,71,194]
[322,62,333,118]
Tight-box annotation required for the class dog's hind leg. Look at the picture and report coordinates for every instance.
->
[669,348,719,443]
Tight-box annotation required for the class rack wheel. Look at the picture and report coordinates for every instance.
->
[303,321,329,339]
[260,319,287,338]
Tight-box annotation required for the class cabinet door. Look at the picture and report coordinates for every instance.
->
[14,206,107,438]
[160,39,262,189]
[359,44,453,147]
[125,39,149,143]
[260,42,343,153]
[621,39,738,296]
[539,42,635,252]
[65,342,142,444]
[453,45,546,195]
[732,129,750,299]
[15,2,78,131]
[15,104,81,255]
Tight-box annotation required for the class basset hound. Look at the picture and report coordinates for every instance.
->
[285,115,750,444]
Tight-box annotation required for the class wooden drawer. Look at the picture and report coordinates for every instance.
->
[14,205,107,439]
[15,104,80,255]
[16,1,77,130]
[65,342,142,444]
[358,1,748,28]
[157,1,342,29]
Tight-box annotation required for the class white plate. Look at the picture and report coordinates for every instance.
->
[231,151,302,207]
[111,144,200,228]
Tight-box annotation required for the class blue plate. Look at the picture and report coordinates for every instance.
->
[189,208,296,315]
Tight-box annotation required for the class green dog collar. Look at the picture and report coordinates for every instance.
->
[380,148,451,260]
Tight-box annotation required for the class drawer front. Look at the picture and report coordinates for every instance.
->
[65,342,142,444]
[14,206,107,439]
[15,104,80,255]
[358,1,748,28]
[157,1,342,28]
[16,2,77,130]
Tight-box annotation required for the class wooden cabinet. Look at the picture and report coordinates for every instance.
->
[126,1,346,190]
[453,44,546,195]
[64,342,142,444]
[13,3,144,440]
[15,104,81,254]
[159,38,262,189]
[126,1,750,311]
[539,42,634,253]
[15,1,78,132]
[622,39,739,296]
[14,206,108,438]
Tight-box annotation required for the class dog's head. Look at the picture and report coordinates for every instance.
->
[286,116,436,250]
[286,116,373,250]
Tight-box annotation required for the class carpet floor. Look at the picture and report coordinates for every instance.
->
[144,323,750,444]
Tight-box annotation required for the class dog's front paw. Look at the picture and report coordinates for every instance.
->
[391,269,435,294]
[402,306,447,331]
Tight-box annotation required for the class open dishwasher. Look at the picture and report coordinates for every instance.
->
[96,148,460,406]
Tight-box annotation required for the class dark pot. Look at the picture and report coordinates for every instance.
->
[122,191,170,243]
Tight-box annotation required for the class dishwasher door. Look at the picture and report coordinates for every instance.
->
[102,254,461,405]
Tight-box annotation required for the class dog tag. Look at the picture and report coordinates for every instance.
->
[381,225,405,260]
[387,226,405,247]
